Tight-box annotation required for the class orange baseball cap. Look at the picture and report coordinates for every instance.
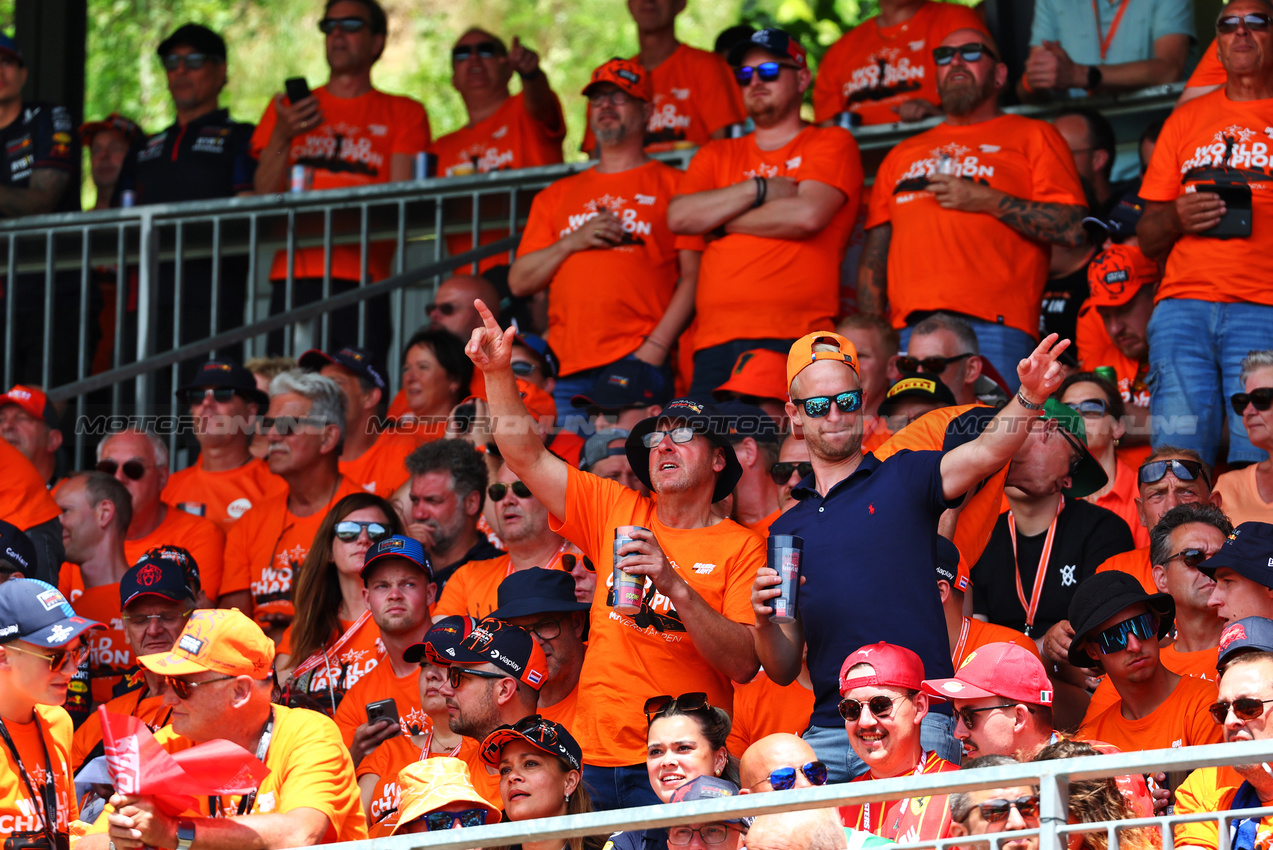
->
[1086,244,1160,308]
[714,349,789,402]
[582,57,653,102]
[786,332,858,394]
[138,608,275,679]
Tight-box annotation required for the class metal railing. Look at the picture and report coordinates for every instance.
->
[336,737,1273,850]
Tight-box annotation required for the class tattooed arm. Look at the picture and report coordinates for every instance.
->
[857,223,891,318]
[926,173,1087,248]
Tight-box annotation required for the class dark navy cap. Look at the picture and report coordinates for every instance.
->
[727,27,807,68]
[404,615,479,664]
[0,520,36,575]
[299,346,387,394]
[626,398,743,503]
[361,535,434,581]
[1218,616,1273,668]
[157,24,227,61]
[122,551,196,608]
[176,358,269,407]
[1198,522,1273,588]
[490,567,592,620]
[0,579,103,646]
[571,360,671,410]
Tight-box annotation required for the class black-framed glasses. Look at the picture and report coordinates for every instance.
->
[735,61,799,86]
[838,693,912,722]
[588,89,635,107]
[97,458,148,480]
[488,481,532,502]
[162,53,215,71]
[933,42,997,66]
[667,825,741,845]
[769,461,813,485]
[166,674,236,700]
[423,808,490,831]
[452,41,503,61]
[976,795,1040,823]
[121,611,192,628]
[895,353,973,374]
[181,386,238,405]
[1092,611,1157,655]
[426,301,458,316]
[1138,458,1208,486]
[749,761,828,791]
[5,642,87,671]
[257,415,327,436]
[956,704,1019,730]
[334,520,391,542]
[1209,697,1273,724]
[644,692,710,722]
[642,426,696,448]
[792,389,862,419]
[1218,12,1273,33]
[447,667,508,689]
[1164,547,1209,569]
[319,16,368,34]
[1232,388,1273,415]
[520,618,564,641]
[1068,398,1108,419]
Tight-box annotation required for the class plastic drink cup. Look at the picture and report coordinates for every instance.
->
[612,525,648,615]
[769,534,803,624]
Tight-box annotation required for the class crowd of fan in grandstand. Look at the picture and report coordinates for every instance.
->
[3,0,1273,846]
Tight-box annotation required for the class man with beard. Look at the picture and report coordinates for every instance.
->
[669,28,863,397]
[510,58,699,419]
[857,28,1087,388]
[404,439,502,590]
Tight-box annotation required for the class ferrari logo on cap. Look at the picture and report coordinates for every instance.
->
[941,681,965,693]
[960,650,977,667]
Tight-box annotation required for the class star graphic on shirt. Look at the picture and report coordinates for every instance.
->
[341,648,368,664]
[277,545,307,569]
[585,194,627,213]
[1215,124,1255,145]
[932,143,970,160]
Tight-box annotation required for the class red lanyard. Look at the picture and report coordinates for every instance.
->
[1008,496,1064,637]
[291,608,377,679]
[1092,0,1131,62]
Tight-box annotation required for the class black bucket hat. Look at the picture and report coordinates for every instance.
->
[1067,571,1174,667]
[626,398,743,503]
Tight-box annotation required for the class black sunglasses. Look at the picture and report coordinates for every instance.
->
[319,16,368,34]
[749,761,828,791]
[896,352,973,374]
[256,415,327,436]
[1209,697,1273,724]
[976,795,1040,823]
[1232,387,1273,415]
[933,42,997,66]
[838,693,912,722]
[334,520,391,542]
[424,808,490,831]
[181,386,238,405]
[735,61,798,86]
[426,301,458,316]
[769,461,813,485]
[452,41,503,61]
[488,481,532,502]
[792,389,862,419]
[447,667,507,688]
[1092,611,1157,655]
[162,53,216,71]
[956,703,1019,730]
[1138,458,1208,486]
[1164,547,1209,569]
[1218,12,1273,34]
[644,692,710,722]
[97,458,148,480]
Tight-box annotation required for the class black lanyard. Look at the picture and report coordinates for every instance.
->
[0,713,59,848]
[209,708,274,818]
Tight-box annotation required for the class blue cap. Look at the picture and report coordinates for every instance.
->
[361,535,434,581]
[490,567,592,620]
[0,579,103,646]
[122,551,196,608]
[1218,616,1273,667]
[571,359,671,410]
[1198,522,1273,588]
[0,34,23,66]
[298,346,387,393]
[671,776,749,825]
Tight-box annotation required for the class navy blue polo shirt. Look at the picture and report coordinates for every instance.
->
[0,101,80,213]
[120,108,256,205]
[771,449,958,728]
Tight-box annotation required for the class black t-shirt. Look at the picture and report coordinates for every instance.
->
[121,108,256,205]
[0,100,80,213]
[972,497,1133,637]
[1040,262,1091,363]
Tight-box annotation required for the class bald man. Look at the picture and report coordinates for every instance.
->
[748,808,889,850]
[740,733,824,793]
[427,275,501,340]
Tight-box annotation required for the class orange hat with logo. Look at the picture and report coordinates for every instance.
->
[1086,244,1160,308]
[786,332,859,394]
[714,349,789,402]
[0,384,58,429]
[582,57,653,102]
[138,608,275,679]
[393,758,500,835]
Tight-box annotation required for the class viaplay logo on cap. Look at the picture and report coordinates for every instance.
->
[1220,622,1247,651]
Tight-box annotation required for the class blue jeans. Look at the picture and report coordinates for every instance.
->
[802,712,961,783]
[901,319,1036,395]
[689,338,794,399]
[582,763,663,812]
[1147,298,1273,465]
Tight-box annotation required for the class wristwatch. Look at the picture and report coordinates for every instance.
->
[1016,391,1046,411]
[1086,64,1103,92]
[176,819,196,850]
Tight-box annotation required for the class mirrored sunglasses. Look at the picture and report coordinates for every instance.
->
[1092,611,1157,655]
[792,389,862,419]
[333,520,391,542]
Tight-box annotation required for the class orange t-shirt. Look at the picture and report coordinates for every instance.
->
[433,547,575,620]
[221,476,366,622]
[862,415,893,453]
[868,114,1086,335]
[725,672,815,756]
[540,682,580,731]
[71,688,170,774]
[1186,39,1224,89]
[954,617,1042,669]
[357,734,487,837]
[162,457,287,533]
[283,615,385,713]
[123,508,226,600]
[431,92,564,177]
[1087,460,1151,549]
[1174,765,1250,849]
[840,751,960,841]
[333,658,428,748]
[581,44,745,153]
[0,439,60,531]
[1077,674,1222,752]
[1214,464,1273,527]
[250,86,431,282]
[1095,546,1155,594]
[151,704,368,841]
[1086,641,1218,718]
[677,126,863,351]
[744,509,781,536]
[1139,89,1273,306]
[0,705,77,840]
[58,571,129,704]
[550,466,763,767]
[339,430,425,497]
[813,1,987,125]
[516,160,698,376]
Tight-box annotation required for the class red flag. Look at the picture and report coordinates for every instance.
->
[98,707,271,815]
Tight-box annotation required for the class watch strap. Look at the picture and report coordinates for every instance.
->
[176,819,196,850]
